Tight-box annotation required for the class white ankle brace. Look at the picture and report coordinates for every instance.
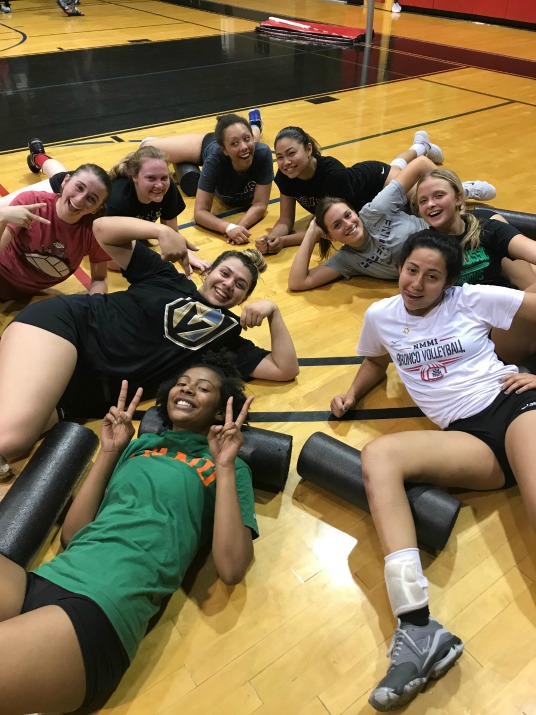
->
[384,550,429,616]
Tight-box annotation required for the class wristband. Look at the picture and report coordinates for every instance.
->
[225,223,238,236]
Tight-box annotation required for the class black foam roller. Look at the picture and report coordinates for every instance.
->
[174,162,201,197]
[297,432,461,551]
[138,407,292,493]
[0,422,99,568]
[471,206,536,241]
[239,425,292,493]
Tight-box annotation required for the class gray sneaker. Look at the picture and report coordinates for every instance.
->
[462,180,497,201]
[369,618,464,712]
[413,129,444,165]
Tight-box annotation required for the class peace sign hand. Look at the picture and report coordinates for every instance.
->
[101,380,144,454]
[208,395,254,467]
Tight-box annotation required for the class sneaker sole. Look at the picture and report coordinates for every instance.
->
[368,641,464,712]
[27,154,41,173]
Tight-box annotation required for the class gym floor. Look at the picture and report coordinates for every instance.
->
[1,1,536,713]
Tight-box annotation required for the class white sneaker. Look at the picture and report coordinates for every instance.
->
[413,129,444,165]
[0,3,12,11]
[392,2,402,12]
[463,180,496,201]
[0,455,13,480]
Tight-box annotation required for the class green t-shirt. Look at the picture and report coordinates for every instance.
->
[34,430,258,661]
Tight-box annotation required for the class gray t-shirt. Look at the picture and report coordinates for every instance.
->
[324,180,427,280]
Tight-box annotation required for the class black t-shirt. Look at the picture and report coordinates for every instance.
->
[50,172,185,222]
[274,155,389,214]
[106,176,185,222]
[63,244,268,394]
[197,141,273,207]
[455,218,520,287]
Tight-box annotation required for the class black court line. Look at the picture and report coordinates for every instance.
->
[133,406,423,423]
[0,23,27,53]
[247,407,424,422]
[298,357,365,366]
[321,101,514,152]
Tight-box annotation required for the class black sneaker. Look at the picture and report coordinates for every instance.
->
[27,138,46,173]
[369,618,464,711]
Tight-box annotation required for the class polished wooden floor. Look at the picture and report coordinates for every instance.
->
[1,2,536,713]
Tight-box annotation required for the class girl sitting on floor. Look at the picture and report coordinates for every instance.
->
[330,230,536,711]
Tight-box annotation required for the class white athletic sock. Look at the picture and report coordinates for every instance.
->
[384,548,429,617]
[410,143,427,156]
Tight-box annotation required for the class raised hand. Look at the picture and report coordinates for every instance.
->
[1,203,51,228]
[208,395,254,467]
[239,299,277,329]
[101,380,144,453]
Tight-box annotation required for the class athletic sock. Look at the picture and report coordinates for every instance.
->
[34,154,51,169]
[399,605,430,627]
[409,143,427,156]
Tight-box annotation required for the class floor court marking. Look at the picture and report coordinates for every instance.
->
[0,23,27,52]
[131,406,424,422]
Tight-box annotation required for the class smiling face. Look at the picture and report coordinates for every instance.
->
[275,136,314,180]
[323,202,366,248]
[416,177,464,234]
[399,247,450,316]
[56,171,108,223]
[221,122,256,171]
[167,367,223,434]
[199,257,253,308]
[132,158,171,204]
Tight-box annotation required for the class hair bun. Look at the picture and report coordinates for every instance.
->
[242,248,267,274]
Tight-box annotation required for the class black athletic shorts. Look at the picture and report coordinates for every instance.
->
[349,160,391,211]
[12,297,120,418]
[12,294,82,346]
[22,573,130,715]
[446,388,536,488]
[201,132,217,163]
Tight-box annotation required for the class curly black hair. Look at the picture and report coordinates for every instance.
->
[155,350,248,429]
[214,113,253,147]
[398,228,463,284]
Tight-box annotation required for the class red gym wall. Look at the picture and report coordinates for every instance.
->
[396,0,535,24]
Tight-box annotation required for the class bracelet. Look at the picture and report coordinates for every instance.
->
[225,223,238,236]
